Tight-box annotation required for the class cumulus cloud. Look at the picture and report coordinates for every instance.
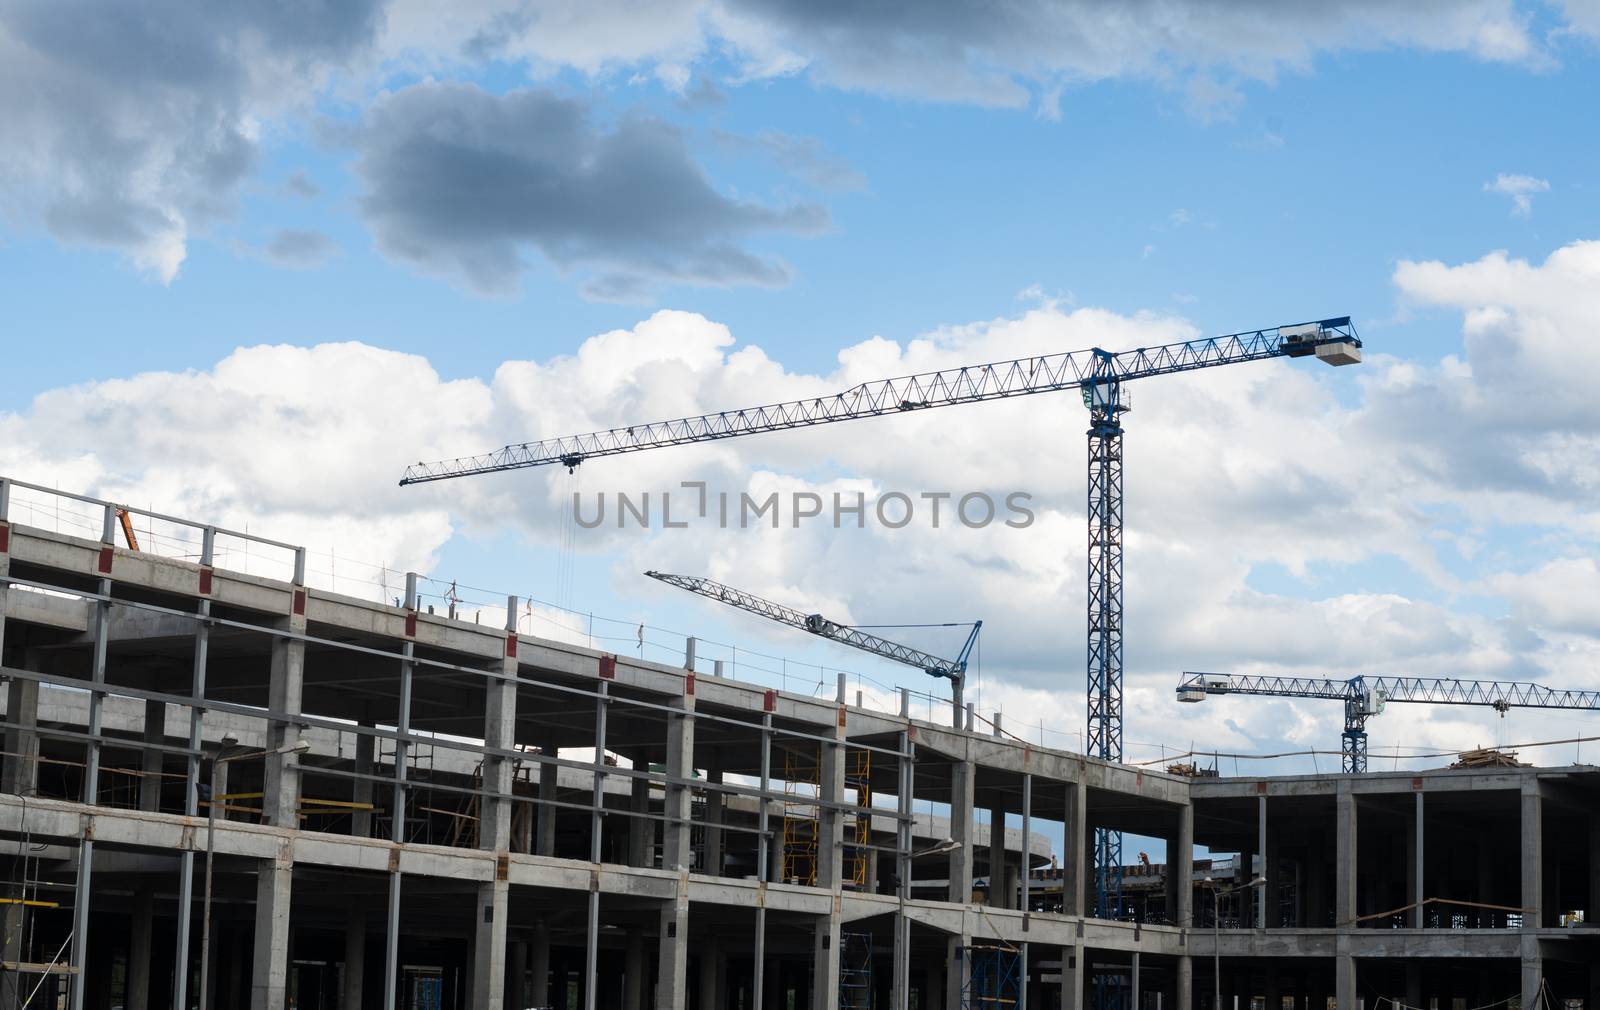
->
[0,0,384,281]
[263,229,337,268]
[353,82,829,298]
[6,239,1600,767]
[1483,173,1550,215]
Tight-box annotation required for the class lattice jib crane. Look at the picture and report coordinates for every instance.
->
[644,571,980,706]
[401,316,1363,921]
[1176,670,1600,773]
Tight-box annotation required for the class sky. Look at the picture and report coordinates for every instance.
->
[4,0,1600,784]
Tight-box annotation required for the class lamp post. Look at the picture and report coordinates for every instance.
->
[1203,874,1265,1010]
[198,734,310,1010]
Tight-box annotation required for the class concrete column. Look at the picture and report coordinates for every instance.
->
[250,860,293,1010]
[657,694,695,1009]
[1061,942,1084,1010]
[140,699,165,812]
[1,677,40,796]
[1176,804,1194,928]
[1521,781,1542,929]
[1064,779,1086,917]
[1177,955,1193,1010]
[344,905,367,1010]
[1520,934,1541,1010]
[944,935,969,1010]
[537,741,560,857]
[989,808,1008,908]
[813,720,846,1010]
[1335,785,1357,1010]
[813,916,841,1010]
[630,768,654,868]
[483,609,519,852]
[949,759,975,904]
[127,889,155,1010]
[1412,791,1425,929]
[1133,952,1142,1010]
[530,924,552,1008]
[705,767,725,877]
[1,900,23,1010]
[473,879,510,1010]
[352,729,375,838]
[263,611,306,827]
[1257,794,1269,929]
[624,929,646,1010]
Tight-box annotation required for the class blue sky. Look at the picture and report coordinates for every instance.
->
[4,0,1600,775]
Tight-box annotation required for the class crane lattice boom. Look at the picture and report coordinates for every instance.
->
[1177,671,1600,710]
[399,318,1359,484]
[1176,670,1600,773]
[644,571,979,683]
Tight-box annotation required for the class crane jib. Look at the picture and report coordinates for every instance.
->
[397,317,1359,484]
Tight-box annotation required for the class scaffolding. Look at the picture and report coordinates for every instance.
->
[845,748,871,889]
[962,943,1021,1009]
[840,931,874,1009]
[782,745,819,886]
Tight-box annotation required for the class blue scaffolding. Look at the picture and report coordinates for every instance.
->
[840,931,875,1009]
[961,943,1021,1009]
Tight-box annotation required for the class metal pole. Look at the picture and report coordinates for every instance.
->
[754,712,772,1010]
[1212,888,1220,1010]
[198,753,222,1010]
[70,508,115,1010]
[175,526,215,1009]
[1020,772,1032,1010]
[896,723,915,1010]
[384,573,418,1010]
[585,681,609,1010]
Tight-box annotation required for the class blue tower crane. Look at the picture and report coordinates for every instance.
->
[1177,670,1600,772]
[400,316,1363,926]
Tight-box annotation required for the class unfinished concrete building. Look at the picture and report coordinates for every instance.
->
[1,478,1597,1010]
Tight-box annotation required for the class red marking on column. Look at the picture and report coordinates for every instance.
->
[198,567,214,596]
[1135,771,1143,787]
[404,612,417,638]
[292,589,306,616]
[599,655,617,680]
[1412,776,1424,791]
[505,632,518,659]
[97,546,114,574]
[1256,781,1267,794]
[763,689,777,712]
[837,706,847,729]
[684,672,695,695]
[0,523,9,553]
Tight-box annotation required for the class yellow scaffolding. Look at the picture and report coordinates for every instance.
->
[845,748,871,889]
[782,745,819,886]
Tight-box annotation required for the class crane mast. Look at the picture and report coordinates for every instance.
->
[402,315,1362,926]
[1176,671,1600,772]
[645,571,980,703]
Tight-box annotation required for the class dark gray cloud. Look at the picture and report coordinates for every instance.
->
[353,82,828,298]
[0,0,383,279]
[264,229,337,268]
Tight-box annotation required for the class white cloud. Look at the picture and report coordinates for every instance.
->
[6,241,1600,768]
[1482,172,1550,215]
